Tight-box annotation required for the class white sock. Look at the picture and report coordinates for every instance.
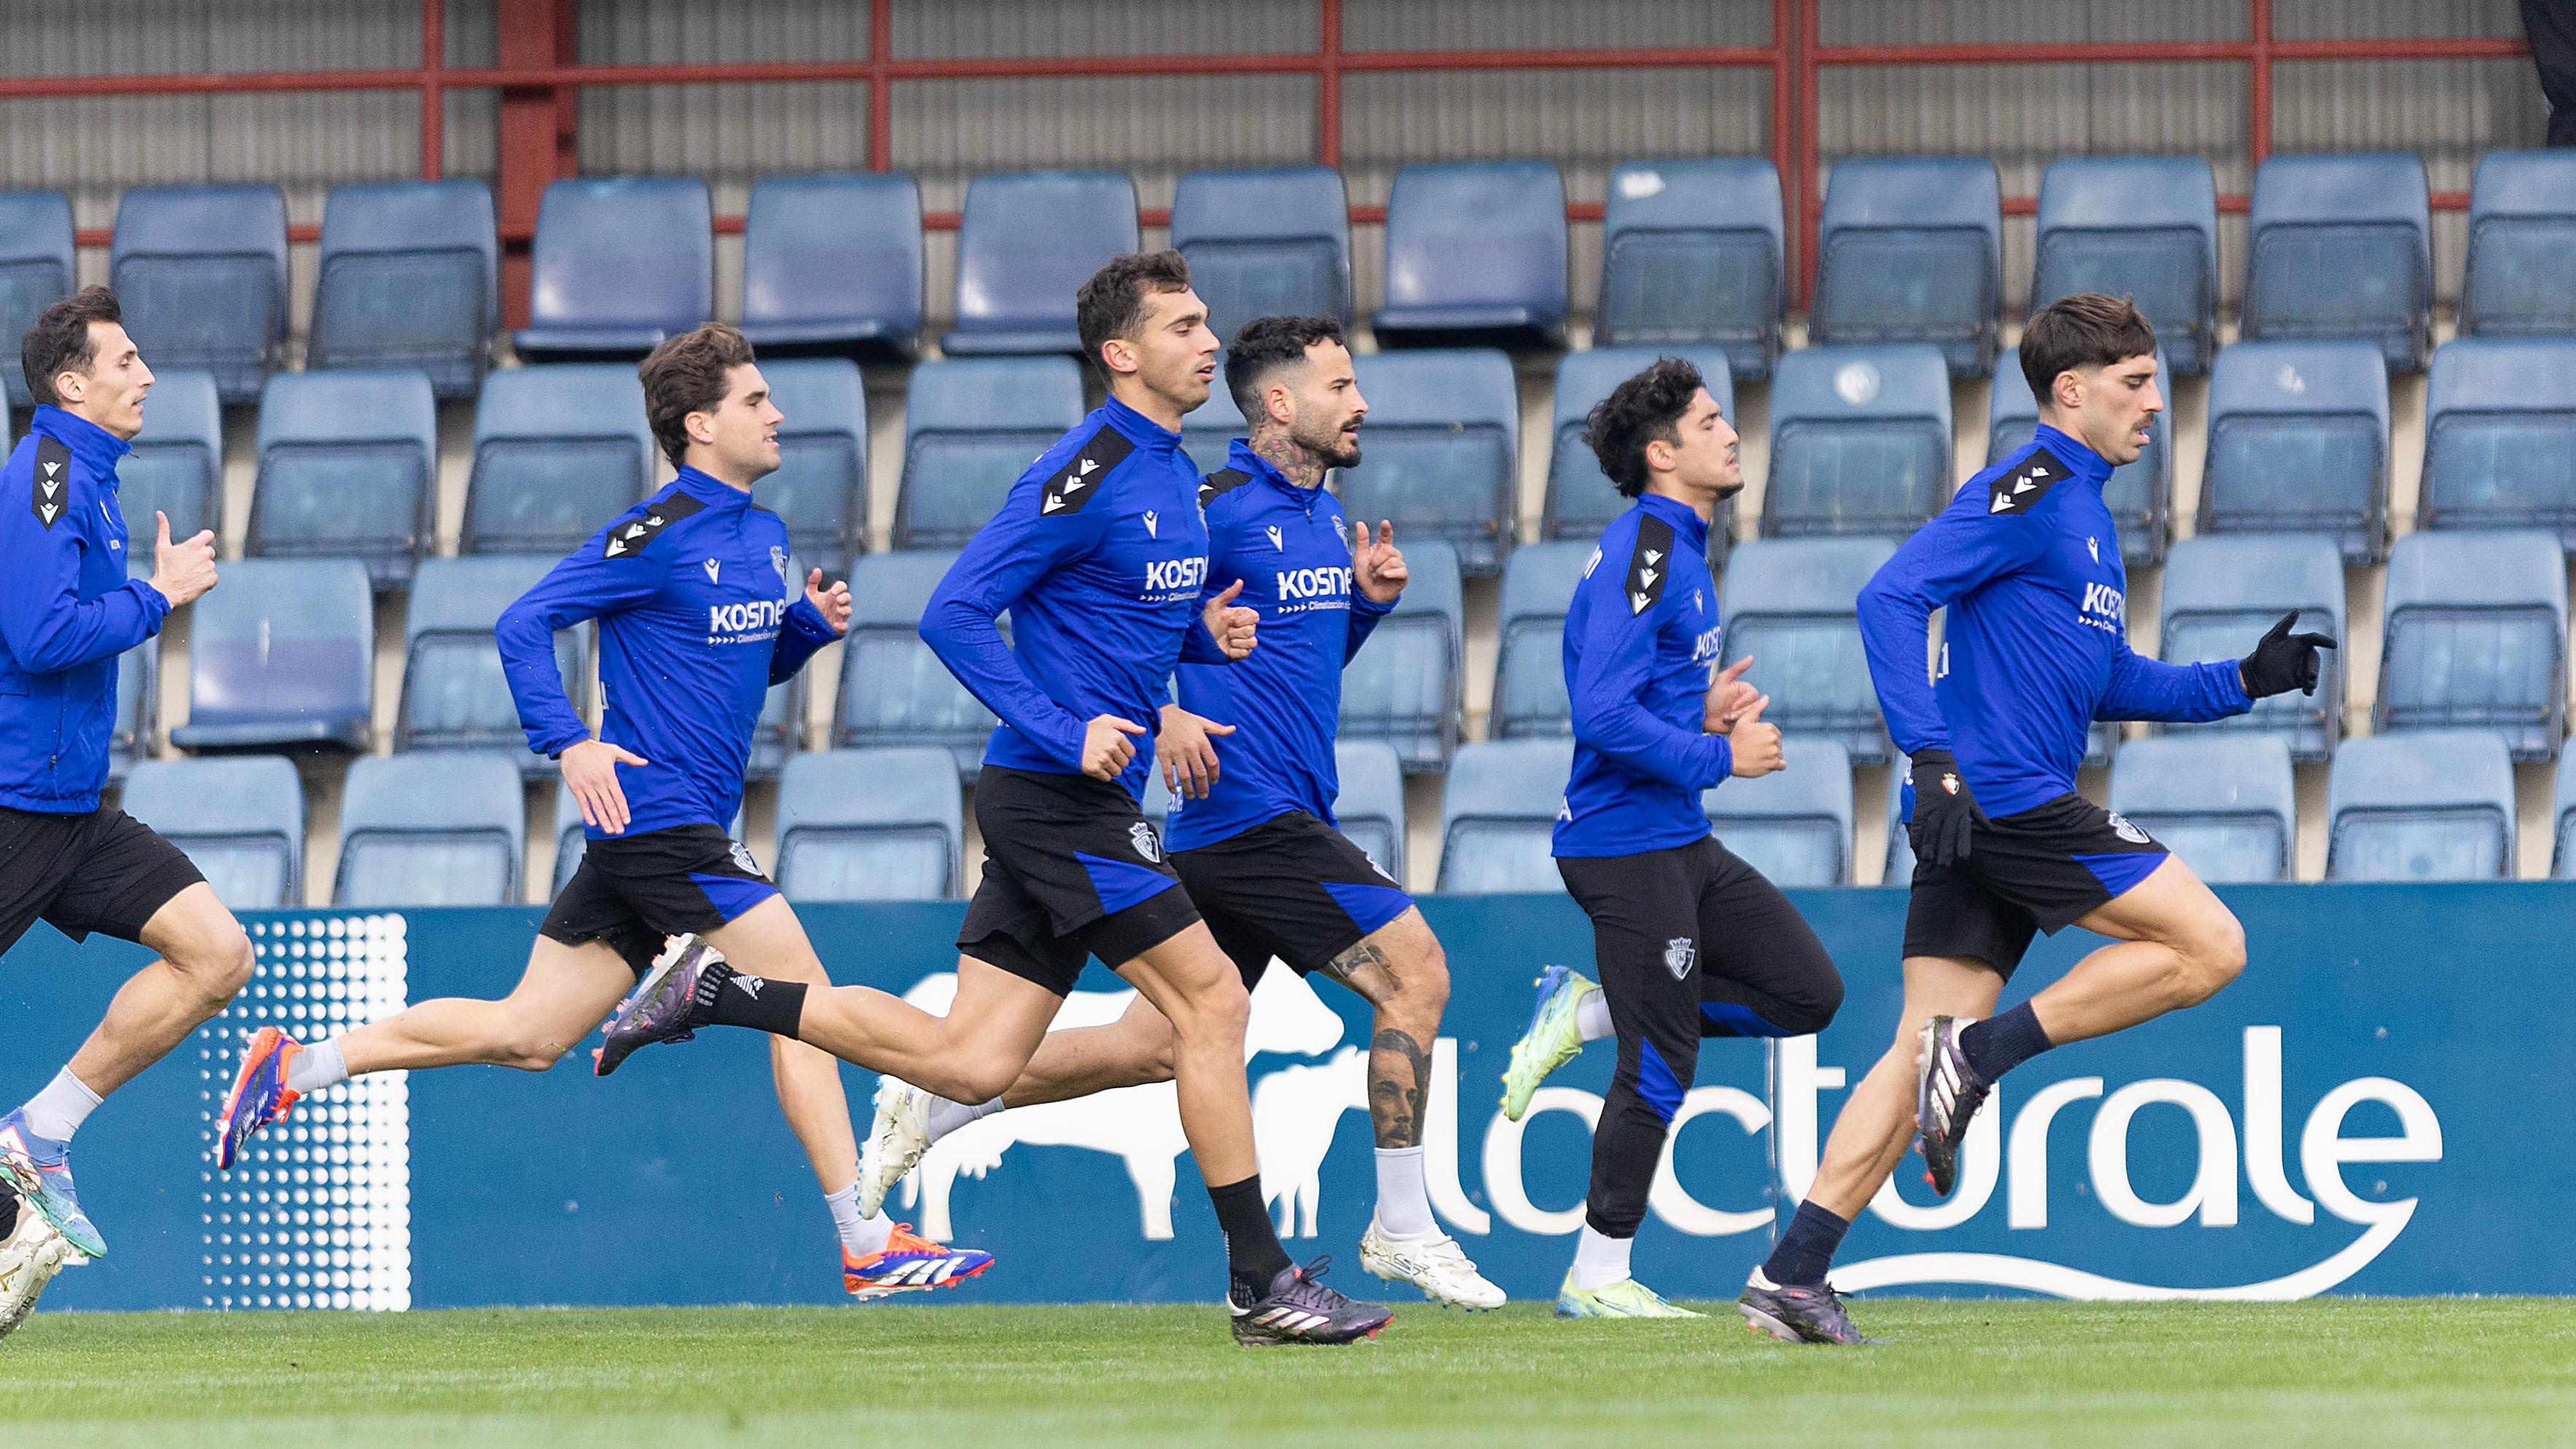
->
[285,1038,349,1096]
[825,1184,895,1257]
[1571,1224,1633,1290]
[1372,1146,1436,1236]
[17,1068,102,1143]
[1576,991,1614,1043]
[922,1092,1003,1144]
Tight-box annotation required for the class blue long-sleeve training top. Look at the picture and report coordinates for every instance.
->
[1163,440,1395,852]
[498,465,836,839]
[1858,422,2250,819]
[1553,492,1731,859]
[921,394,1229,800]
[0,405,168,813]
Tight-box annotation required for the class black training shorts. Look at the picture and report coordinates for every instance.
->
[540,822,779,975]
[1172,810,1416,987]
[1902,790,2169,979]
[0,805,204,954]
[957,766,1202,996]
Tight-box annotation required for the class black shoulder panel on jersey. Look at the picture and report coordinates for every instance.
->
[1040,424,1135,518]
[31,436,70,531]
[600,490,707,559]
[1624,512,1676,616]
[1197,467,1251,510]
[1985,444,2070,517]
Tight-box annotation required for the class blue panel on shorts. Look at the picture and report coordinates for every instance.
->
[689,871,777,922]
[1636,1037,1686,1123]
[1073,851,1183,917]
[2073,850,2163,900]
[1320,878,1413,937]
[1699,1000,1791,1038]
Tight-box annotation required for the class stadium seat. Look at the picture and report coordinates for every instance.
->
[1544,345,1738,548]
[1490,540,1600,739]
[2030,158,2219,376]
[171,559,372,753]
[833,549,997,777]
[118,756,303,909]
[774,747,965,901]
[894,357,1086,548]
[1332,739,1409,885]
[1720,537,1899,765]
[110,601,156,783]
[1763,346,1952,540]
[1595,158,1783,379]
[0,189,74,412]
[1885,751,1916,885]
[247,369,437,591]
[737,171,923,360]
[1170,166,1350,344]
[1810,157,2001,378]
[2553,748,2576,879]
[1371,160,1568,350]
[1989,347,2172,565]
[463,365,656,556]
[2155,534,2345,761]
[752,669,803,783]
[941,170,1139,356]
[511,176,712,360]
[109,184,288,403]
[2242,152,2432,372]
[2417,338,2576,551]
[1181,373,1246,478]
[2109,734,2297,884]
[1437,738,1572,893]
[2326,729,2517,882]
[2375,529,2567,761]
[1337,350,1518,575]
[397,556,579,772]
[334,752,525,906]
[2197,340,2390,561]
[308,179,497,397]
[1340,538,1462,773]
[2463,149,2576,339]
[114,368,222,545]
[1704,737,1854,887]
[755,359,869,575]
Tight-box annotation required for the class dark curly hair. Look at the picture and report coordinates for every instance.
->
[1224,314,1345,418]
[1584,356,1706,497]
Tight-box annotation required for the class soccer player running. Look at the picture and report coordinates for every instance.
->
[1506,357,1845,1318]
[1736,295,2334,1345]
[594,257,1393,1345]
[217,324,992,1300]
[849,314,1504,1311]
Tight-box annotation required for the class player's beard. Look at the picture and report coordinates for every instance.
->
[1298,416,1362,471]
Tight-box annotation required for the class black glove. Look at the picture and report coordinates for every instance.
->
[1907,747,1987,869]
[2237,610,2338,699]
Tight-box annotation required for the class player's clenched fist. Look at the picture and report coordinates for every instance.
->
[147,510,218,607]
[1082,713,1146,781]
[804,567,852,634]
[1703,655,1759,734]
[1202,578,1257,660]
[1728,695,1783,777]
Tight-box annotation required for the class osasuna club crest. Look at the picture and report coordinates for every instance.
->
[2107,812,2152,846]
[1130,822,1162,863]
[1664,936,1697,980]
[729,842,763,876]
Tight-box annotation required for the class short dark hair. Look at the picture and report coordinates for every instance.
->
[2020,292,2157,409]
[639,322,758,467]
[1223,314,1346,419]
[1584,357,1707,497]
[21,286,123,408]
[1075,250,1192,383]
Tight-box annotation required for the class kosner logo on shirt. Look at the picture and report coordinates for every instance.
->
[1276,565,1354,605]
[1143,556,1207,600]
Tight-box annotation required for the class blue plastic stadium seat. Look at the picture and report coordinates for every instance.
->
[2553,747,2576,878]
[2243,152,2432,372]
[1181,371,1246,478]
[941,171,1139,357]
[1332,739,1409,885]
[309,179,497,397]
[1812,158,2001,378]
[1372,161,1568,350]
[756,359,869,575]
[2327,729,2516,881]
[110,597,156,783]
[1438,738,1573,894]
[1595,158,1783,379]
[119,756,303,909]
[1171,166,1350,345]
[834,550,997,777]
[464,365,655,556]
[397,556,580,773]
[0,190,74,412]
[1721,537,1898,765]
[1545,345,1738,548]
[171,559,373,753]
[2031,158,2219,376]
[2375,529,2566,761]
[2197,340,2390,561]
[249,369,437,591]
[1704,737,1854,887]
[1337,350,1518,575]
[2155,534,2344,761]
[1491,540,1601,739]
[335,753,526,906]
[1990,346,2172,565]
[895,357,1086,548]
[114,369,222,545]
[512,176,712,361]
[1763,346,1952,540]
[2417,338,2576,551]
[2464,150,2576,340]
[738,171,923,360]
[1885,751,1916,885]
[1341,539,1462,773]
[775,747,965,901]
[110,184,288,403]
[752,661,803,784]
[2109,734,2296,884]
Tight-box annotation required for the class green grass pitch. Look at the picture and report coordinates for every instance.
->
[9,1297,2575,1448]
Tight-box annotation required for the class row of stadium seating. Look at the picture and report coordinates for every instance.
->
[6,148,2573,411]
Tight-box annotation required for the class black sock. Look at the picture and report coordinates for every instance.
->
[1207,1175,1293,1296]
[690,960,807,1038]
[1959,1001,2053,1081]
[1761,1200,1851,1287]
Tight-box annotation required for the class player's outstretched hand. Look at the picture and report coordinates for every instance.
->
[1353,519,1407,604]
[562,737,648,836]
[1203,578,1258,660]
[1703,655,1759,734]
[1906,747,1986,868]
[2238,610,2337,699]
[805,567,852,635]
[1158,703,1236,799]
[1728,694,1783,777]
[1082,714,1146,781]
[148,510,219,608]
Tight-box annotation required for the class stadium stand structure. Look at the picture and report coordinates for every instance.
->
[396,556,577,773]
[2463,149,2576,339]
[2416,337,2576,550]
[2374,529,2567,761]
[755,358,871,576]
[775,747,965,902]
[736,171,924,362]
[334,752,525,906]
[1594,157,1783,378]
[2030,157,2219,376]
[833,548,999,777]
[2241,152,2433,372]
[1437,738,1571,894]
[2156,533,2346,761]
[2109,734,2297,884]
[941,170,1139,357]
[1171,165,1352,345]
[1762,344,1952,539]
[1704,736,1854,887]
[118,755,305,910]
[893,355,1086,549]
[109,183,288,403]
[309,178,497,397]
[1719,537,1896,765]
[462,364,655,556]
[1810,156,2002,378]
[1490,540,1596,740]
[2327,729,2518,882]
[1338,349,1520,576]
[1339,537,1463,774]
[170,559,373,754]
[247,368,438,591]
[1372,160,1568,351]
[1333,739,1409,885]
[2196,338,2391,561]
[511,176,712,362]
[114,368,222,545]
[0,188,74,411]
